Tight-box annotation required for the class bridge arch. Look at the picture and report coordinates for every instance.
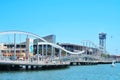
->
[0,30,47,42]
[0,31,84,62]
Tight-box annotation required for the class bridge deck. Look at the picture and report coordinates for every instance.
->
[0,60,70,66]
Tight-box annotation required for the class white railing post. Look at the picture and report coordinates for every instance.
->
[14,33,16,60]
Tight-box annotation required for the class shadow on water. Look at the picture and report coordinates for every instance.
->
[0,66,70,73]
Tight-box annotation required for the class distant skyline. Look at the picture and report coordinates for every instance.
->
[0,0,120,54]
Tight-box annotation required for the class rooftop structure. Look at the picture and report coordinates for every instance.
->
[34,34,56,44]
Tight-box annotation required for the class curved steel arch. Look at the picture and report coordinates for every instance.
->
[38,42,85,55]
[81,40,103,49]
[81,40,108,53]
[0,30,47,42]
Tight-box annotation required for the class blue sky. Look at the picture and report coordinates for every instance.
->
[0,0,120,54]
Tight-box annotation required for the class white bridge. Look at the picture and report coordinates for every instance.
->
[0,31,85,70]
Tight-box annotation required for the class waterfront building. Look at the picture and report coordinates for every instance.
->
[0,34,56,60]
[59,43,100,55]
[0,38,33,60]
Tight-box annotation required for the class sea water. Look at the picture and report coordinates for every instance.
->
[0,64,120,80]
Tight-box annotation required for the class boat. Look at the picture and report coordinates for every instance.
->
[111,60,115,67]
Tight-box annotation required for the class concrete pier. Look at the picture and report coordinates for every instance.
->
[0,60,70,71]
[70,60,113,66]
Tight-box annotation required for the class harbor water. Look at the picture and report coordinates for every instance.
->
[0,64,120,80]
